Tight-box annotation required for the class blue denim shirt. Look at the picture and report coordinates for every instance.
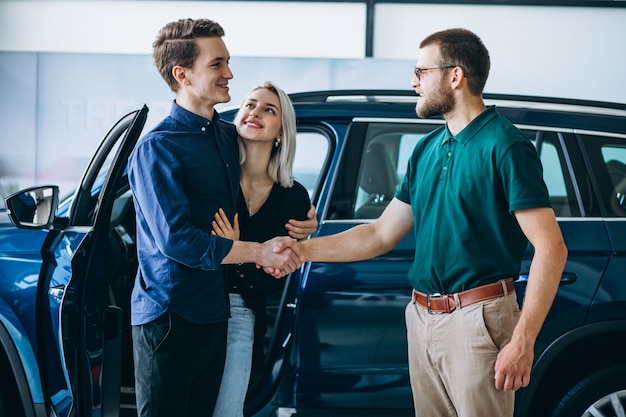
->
[128,101,239,325]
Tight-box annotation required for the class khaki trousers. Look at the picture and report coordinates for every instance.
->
[405,290,520,417]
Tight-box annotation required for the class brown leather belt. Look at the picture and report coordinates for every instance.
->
[413,279,515,314]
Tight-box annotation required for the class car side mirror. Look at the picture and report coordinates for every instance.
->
[5,185,59,229]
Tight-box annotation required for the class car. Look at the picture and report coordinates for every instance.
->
[1,90,626,417]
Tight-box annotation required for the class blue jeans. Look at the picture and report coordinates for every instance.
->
[213,293,255,417]
[132,313,227,417]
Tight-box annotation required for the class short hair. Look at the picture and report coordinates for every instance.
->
[153,18,225,92]
[236,81,297,188]
[420,28,490,95]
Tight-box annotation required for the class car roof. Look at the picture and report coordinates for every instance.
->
[287,90,626,135]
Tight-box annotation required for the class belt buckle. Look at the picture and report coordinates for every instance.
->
[426,293,444,314]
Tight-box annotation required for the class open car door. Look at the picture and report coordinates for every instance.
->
[36,106,148,417]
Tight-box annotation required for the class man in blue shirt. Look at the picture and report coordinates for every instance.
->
[278,28,567,416]
[128,18,301,417]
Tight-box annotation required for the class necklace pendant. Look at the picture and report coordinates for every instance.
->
[247,198,253,214]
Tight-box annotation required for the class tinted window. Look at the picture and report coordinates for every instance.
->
[578,132,626,217]
[330,121,442,220]
[601,143,626,216]
[521,129,582,217]
[332,122,586,220]
[293,130,329,200]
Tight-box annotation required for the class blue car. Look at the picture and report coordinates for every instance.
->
[1,91,626,417]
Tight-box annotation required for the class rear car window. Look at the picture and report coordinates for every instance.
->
[601,144,626,216]
[329,121,588,220]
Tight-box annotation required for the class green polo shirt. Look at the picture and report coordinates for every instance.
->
[396,106,551,294]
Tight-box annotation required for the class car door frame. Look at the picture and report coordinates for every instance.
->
[290,117,444,410]
[37,105,148,417]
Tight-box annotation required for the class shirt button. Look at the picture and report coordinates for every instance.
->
[239,274,244,278]
[447,151,452,157]
[443,166,448,171]
[201,127,206,132]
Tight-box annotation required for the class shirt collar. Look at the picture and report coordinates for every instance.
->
[170,100,222,132]
[441,105,498,146]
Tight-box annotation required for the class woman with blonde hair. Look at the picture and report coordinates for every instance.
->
[212,81,316,417]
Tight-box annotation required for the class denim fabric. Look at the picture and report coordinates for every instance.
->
[132,313,228,417]
[128,101,238,326]
[213,293,256,417]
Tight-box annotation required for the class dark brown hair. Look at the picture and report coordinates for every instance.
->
[153,18,225,92]
[420,28,490,95]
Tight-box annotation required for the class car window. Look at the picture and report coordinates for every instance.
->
[293,129,330,202]
[353,132,424,218]
[330,122,587,220]
[69,107,147,226]
[329,121,441,220]
[92,140,122,196]
[601,144,626,216]
[520,129,581,217]
[577,132,626,217]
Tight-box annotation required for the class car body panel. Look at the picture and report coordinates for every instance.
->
[2,91,626,417]
[1,106,147,417]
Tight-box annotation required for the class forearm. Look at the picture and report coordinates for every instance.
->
[512,241,568,345]
[221,240,265,265]
[298,198,413,263]
[301,223,396,263]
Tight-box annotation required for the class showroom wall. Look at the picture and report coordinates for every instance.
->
[1,1,625,200]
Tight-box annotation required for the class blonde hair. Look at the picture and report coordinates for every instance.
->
[236,81,297,187]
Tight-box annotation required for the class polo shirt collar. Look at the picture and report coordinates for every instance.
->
[442,105,498,146]
[170,100,222,131]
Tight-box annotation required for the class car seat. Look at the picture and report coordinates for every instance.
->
[354,142,398,219]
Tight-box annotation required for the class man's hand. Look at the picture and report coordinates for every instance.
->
[285,205,317,240]
[494,337,533,392]
[259,236,304,278]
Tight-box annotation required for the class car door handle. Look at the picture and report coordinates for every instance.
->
[517,272,577,285]
[49,285,65,300]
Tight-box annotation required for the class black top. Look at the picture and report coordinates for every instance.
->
[228,180,310,306]
[227,180,310,372]
[129,101,238,325]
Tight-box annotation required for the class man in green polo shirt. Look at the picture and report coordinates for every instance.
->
[277,28,567,416]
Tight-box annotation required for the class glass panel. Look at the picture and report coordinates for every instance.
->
[522,129,580,217]
[92,139,122,200]
[601,145,626,216]
[349,123,437,219]
[293,131,329,199]
[540,142,567,198]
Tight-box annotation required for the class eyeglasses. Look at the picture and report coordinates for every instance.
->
[412,65,457,81]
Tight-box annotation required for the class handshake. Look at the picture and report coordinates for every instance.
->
[216,205,318,278]
[259,236,306,278]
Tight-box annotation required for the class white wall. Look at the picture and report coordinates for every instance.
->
[0,0,624,102]
[375,3,626,103]
[0,1,366,58]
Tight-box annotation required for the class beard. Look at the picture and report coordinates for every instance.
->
[416,80,455,119]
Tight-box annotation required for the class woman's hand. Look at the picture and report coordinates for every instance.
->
[212,208,240,240]
[285,205,318,240]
